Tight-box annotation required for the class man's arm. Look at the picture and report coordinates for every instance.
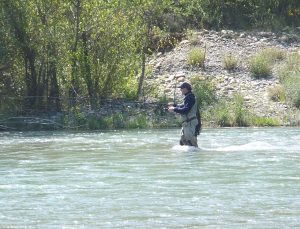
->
[174,94,195,114]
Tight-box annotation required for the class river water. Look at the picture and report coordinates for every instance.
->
[0,128,300,228]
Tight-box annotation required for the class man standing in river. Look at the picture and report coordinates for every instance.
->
[168,82,201,147]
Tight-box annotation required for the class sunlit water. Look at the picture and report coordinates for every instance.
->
[0,128,300,228]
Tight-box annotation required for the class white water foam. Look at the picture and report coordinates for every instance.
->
[214,141,275,152]
[171,145,200,152]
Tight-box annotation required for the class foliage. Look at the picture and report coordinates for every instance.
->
[187,30,201,46]
[268,85,286,102]
[0,0,159,112]
[69,111,148,130]
[204,94,281,127]
[261,48,286,63]
[1,0,299,128]
[179,0,299,29]
[249,47,286,78]
[284,77,300,108]
[214,101,231,127]
[190,75,216,108]
[187,48,206,67]
[277,52,300,108]
[222,53,238,71]
[232,94,249,126]
[126,113,148,129]
[249,53,272,79]
[251,116,281,127]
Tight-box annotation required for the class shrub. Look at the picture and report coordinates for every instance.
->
[187,47,206,67]
[251,116,281,127]
[113,113,125,129]
[187,30,201,46]
[249,47,286,79]
[103,116,114,129]
[201,95,283,127]
[215,103,232,127]
[190,75,216,108]
[207,94,252,127]
[277,52,300,108]
[277,52,300,81]
[261,47,286,63]
[249,54,272,78]
[268,85,286,102]
[222,53,238,71]
[284,76,300,108]
[232,94,250,126]
[126,113,147,129]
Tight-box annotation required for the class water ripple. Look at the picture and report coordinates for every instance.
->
[0,128,300,228]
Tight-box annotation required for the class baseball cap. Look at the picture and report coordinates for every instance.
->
[178,82,192,90]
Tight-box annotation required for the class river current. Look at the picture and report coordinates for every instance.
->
[0,128,300,228]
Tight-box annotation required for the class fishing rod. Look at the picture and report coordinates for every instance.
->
[173,76,177,106]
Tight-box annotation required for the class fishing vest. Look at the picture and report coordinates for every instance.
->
[181,96,198,124]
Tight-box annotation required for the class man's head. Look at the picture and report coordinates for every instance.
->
[178,82,192,94]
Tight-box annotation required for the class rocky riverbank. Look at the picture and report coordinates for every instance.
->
[144,29,300,126]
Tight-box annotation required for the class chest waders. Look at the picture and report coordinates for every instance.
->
[179,100,199,147]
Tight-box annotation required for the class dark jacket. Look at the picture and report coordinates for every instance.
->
[174,92,195,115]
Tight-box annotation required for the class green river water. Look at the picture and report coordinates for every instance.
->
[0,128,299,228]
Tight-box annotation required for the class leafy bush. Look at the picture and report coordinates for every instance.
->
[222,53,238,71]
[179,0,299,29]
[190,75,216,108]
[187,48,206,67]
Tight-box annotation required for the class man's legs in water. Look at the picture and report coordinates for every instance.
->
[180,124,198,147]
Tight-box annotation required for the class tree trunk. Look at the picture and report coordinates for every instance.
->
[24,48,38,108]
[137,50,146,99]
[48,59,61,112]
[82,31,96,110]
[69,0,81,107]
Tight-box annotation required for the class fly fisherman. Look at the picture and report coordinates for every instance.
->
[168,82,201,147]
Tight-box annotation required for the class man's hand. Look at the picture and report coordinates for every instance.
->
[168,106,175,112]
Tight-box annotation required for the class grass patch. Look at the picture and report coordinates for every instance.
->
[233,94,249,126]
[251,116,281,126]
[277,52,300,108]
[187,47,206,67]
[190,75,216,108]
[126,113,148,129]
[249,47,286,79]
[261,47,286,62]
[268,85,286,102]
[222,53,238,71]
[203,94,281,127]
[249,54,272,78]
[205,95,251,127]
[187,30,201,46]
[214,101,232,127]
[284,77,300,108]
